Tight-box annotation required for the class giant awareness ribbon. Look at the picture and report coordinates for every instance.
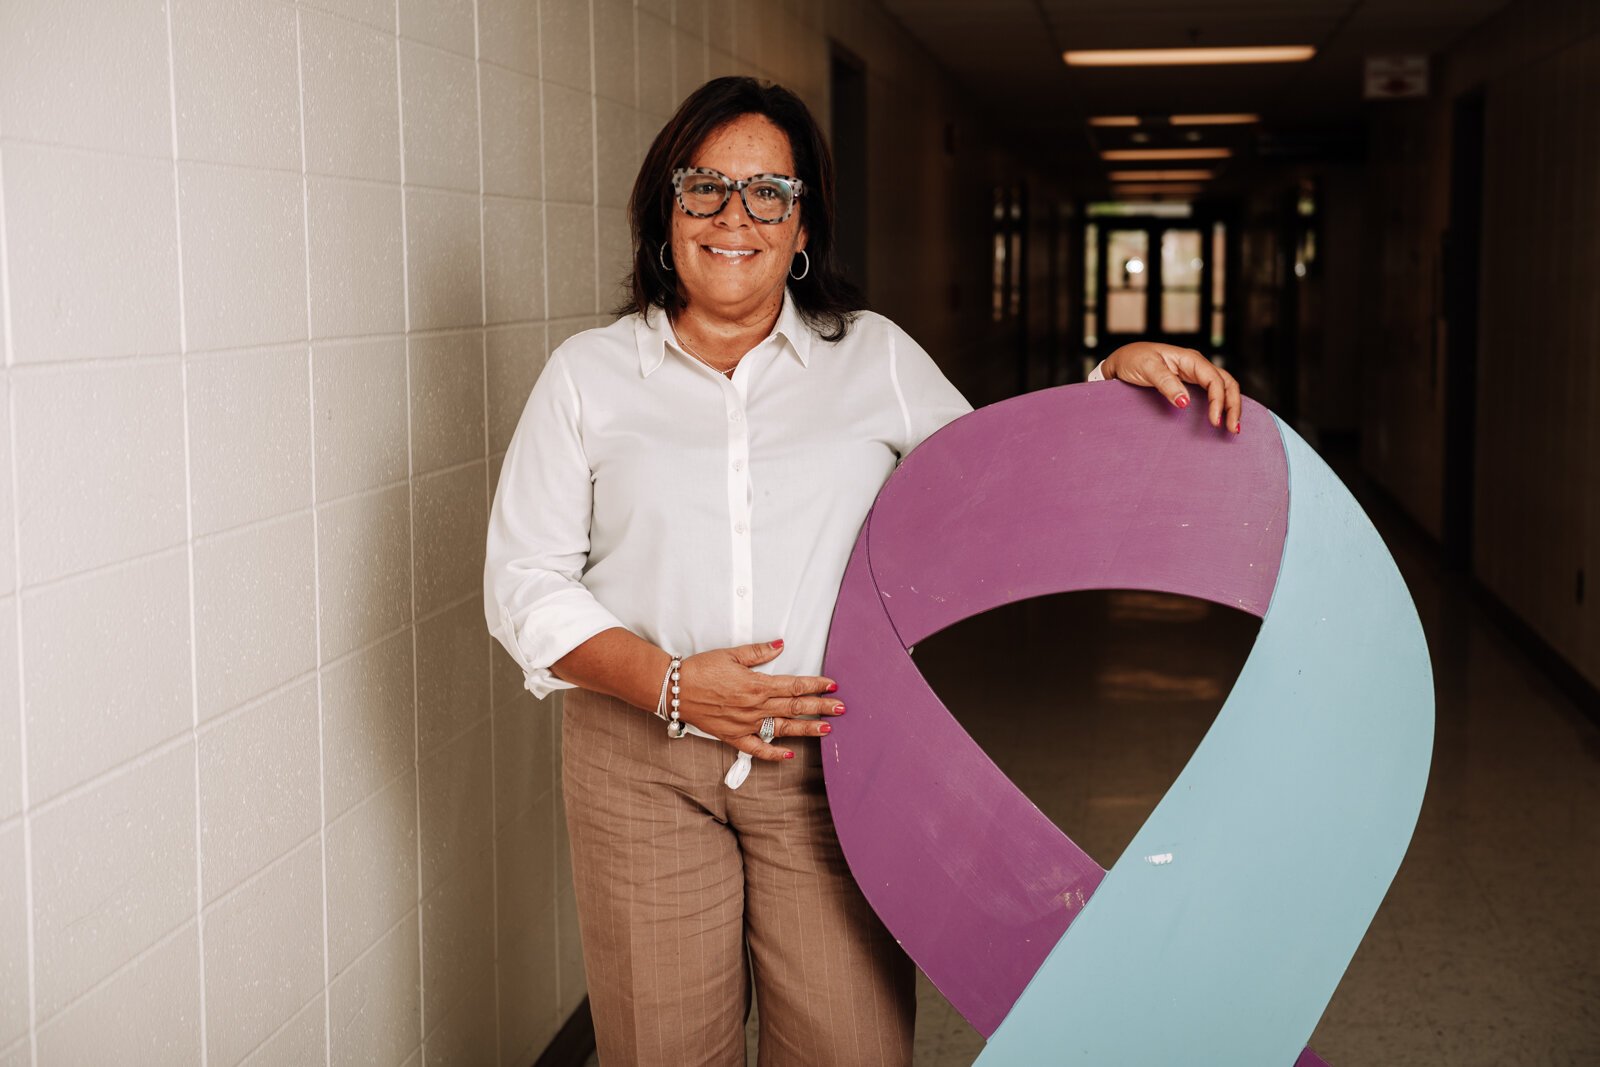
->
[821,383,1433,1065]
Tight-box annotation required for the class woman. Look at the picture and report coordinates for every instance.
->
[486,77,1240,1066]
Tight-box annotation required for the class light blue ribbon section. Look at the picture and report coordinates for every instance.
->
[977,419,1433,1065]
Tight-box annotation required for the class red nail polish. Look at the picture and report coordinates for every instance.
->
[819,724,832,734]
[771,638,784,649]
[825,682,838,693]
[833,704,846,714]
[784,751,795,759]
[1175,394,1189,409]
[1233,422,1242,434]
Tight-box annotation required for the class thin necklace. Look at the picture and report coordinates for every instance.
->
[673,324,737,378]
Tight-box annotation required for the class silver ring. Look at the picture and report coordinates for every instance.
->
[759,717,777,743]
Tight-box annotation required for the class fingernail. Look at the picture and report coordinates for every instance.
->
[1175,394,1189,409]
[818,724,832,734]
[1233,422,1242,434]
[824,682,838,693]
[771,638,784,649]
[833,704,846,714]
[784,751,795,759]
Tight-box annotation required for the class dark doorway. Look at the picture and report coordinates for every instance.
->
[829,45,868,296]
[1442,89,1485,571]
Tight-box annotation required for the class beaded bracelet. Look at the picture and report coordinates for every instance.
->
[655,655,688,739]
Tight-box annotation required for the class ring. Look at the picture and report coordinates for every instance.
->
[759,717,777,743]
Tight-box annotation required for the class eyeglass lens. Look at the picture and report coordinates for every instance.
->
[680,174,795,222]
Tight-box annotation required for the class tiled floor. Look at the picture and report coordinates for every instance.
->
[583,470,1600,1065]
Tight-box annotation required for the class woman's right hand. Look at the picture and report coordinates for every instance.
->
[677,639,845,761]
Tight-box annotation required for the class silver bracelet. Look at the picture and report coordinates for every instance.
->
[655,655,688,739]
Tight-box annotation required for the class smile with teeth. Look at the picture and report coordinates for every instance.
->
[705,246,757,258]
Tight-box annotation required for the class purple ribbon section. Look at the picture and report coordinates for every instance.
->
[821,383,1291,1038]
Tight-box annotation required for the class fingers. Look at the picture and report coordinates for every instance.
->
[772,672,839,699]
[1170,348,1244,434]
[1153,370,1190,410]
[773,716,833,738]
[730,638,785,668]
[757,695,847,717]
[727,731,793,762]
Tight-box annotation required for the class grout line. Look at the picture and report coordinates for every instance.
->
[468,0,505,1057]
[2,150,40,1067]
[24,730,198,820]
[543,0,566,1023]
[162,0,209,1060]
[230,978,325,1067]
[4,349,185,376]
[392,2,429,1058]
[1,139,14,371]
[290,8,335,1066]
[588,0,602,321]
[199,825,324,916]
[28,911,200,1036]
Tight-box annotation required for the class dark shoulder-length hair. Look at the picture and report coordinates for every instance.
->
[617,76,866,342]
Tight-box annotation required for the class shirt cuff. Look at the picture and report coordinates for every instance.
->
[494,591,624,700]
[1088,360,1107,382]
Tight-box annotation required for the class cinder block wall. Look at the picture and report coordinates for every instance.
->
[0,1,1023,1063]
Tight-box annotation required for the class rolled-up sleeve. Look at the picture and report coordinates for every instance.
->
[485,349,625,699]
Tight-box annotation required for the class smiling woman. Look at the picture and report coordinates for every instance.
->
[484,76,1244,1067]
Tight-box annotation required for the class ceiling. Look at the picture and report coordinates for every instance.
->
[879,0,1518,191]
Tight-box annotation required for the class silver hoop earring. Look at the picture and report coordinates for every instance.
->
[789,249,810,281]
[658,243,673,272]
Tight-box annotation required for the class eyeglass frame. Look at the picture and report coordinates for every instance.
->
[670,166,806,224]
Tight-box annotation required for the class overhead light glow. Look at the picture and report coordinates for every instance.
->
[1111,182,1204,198]
[1090,113,1260,127]
[1102,148,1232,161]
[1107,169,1215,181]
[1171,113,1260,125]
[1065,46,1315,66]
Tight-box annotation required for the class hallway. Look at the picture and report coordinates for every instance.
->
[2,0,1597,1063]
[911,460,1600,1066]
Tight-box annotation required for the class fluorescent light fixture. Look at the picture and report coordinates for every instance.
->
[1091,113,1260,127]
[1111,182,1204,197]
[1102,147,1232,161]
[1065,46,1315,67]
[1107,169,1215,181]
[1171,113,1260,125]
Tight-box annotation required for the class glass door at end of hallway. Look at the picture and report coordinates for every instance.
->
[1085,220,1225,359]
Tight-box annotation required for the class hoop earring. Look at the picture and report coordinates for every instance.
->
[789,249,810,281]
[658,243,673,272]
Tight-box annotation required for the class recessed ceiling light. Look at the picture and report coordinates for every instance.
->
[1089,116,1142,127]
[1107,170,1215,181]
[1065,46,1315,67]
[1102,147,1232,161]
[1171,113,1260,125]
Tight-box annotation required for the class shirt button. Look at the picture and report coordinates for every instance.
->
[736,585,748,597]
[729,410,743,422]
[732,459,744,472]
[734,521,747,534]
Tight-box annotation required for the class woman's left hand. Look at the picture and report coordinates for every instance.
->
[1102,342,1243,434]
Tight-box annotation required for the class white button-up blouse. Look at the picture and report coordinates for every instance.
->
[484,292,983,708]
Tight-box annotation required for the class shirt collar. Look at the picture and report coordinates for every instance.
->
[635,289,812,377]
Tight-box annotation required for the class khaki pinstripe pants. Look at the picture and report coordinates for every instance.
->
[562,689,915,1066]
